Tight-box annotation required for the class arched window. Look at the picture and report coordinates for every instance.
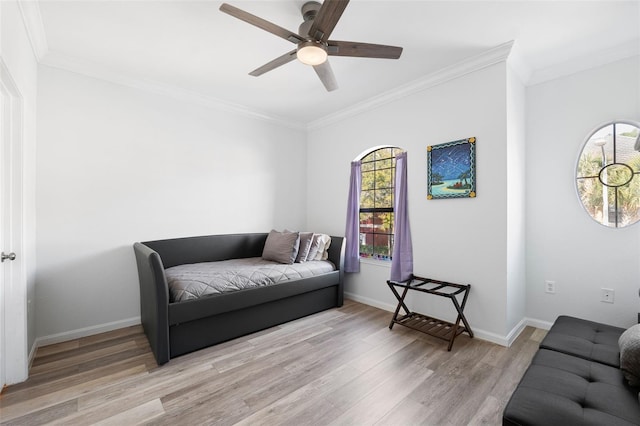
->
[359,147,403,260]
[576,121,640,228]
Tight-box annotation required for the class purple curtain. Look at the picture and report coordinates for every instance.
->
[344,160,362,273]
[390,152,413,282]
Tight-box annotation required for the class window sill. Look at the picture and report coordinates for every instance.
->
[359,258,392,268]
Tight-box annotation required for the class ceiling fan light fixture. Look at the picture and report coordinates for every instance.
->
[297,41,328,66]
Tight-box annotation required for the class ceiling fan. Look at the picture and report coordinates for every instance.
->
[219,0,403,92]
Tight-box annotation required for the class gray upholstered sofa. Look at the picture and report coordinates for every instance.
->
[503,315,640,425]
[133,233,345,365]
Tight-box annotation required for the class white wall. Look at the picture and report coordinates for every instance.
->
[35,66,307,340]
[31,40,640,352]
[1,0,38,382]
[526,55,640,328]
[307,63,515,341]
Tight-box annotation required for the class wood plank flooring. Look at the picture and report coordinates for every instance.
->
[0,300,543,425]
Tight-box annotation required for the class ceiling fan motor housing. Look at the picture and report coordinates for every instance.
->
[299,1,322,37]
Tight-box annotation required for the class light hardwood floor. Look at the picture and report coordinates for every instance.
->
[0,300,544,425]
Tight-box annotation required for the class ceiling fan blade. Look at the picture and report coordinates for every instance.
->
[249,50,298,77]
[220,3,304,44]
[308,0,350,41]
[328,40,403,59]
[313,61,338,92]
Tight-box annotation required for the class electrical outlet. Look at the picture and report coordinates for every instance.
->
[601,288,615,303]
[545,280,556,294]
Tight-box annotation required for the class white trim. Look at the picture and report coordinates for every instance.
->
[525,317,554,331]
[505,318,528,347]
[529,39,640,86]
[471,318,555,347]
[35,316,141,348]
[345,293,559,348]
[16,0,304,131]
[36,41,516,132]
[0,57,28,386]
[28,339,37,369]
[13,3,640,130]
[344,292,396,313]
[17,0,49,61]
[347,292,517,347]
[506,40,533,84]
[482,317,554,347]
[572,119,640,229]
[354,144,397,162]
[358,258,392,268]
[40,53,305,131]
[25,311,553,359]
[472,329,510,347]
[307,41,515,130]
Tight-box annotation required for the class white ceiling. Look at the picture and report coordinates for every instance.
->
[30,0,640,126]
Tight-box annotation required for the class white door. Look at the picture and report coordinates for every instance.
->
[0,61,26,387]
[0,88,5,390]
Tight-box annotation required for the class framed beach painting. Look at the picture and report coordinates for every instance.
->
[427,137,476,199]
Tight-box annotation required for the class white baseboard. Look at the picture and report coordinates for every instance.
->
[498,317,553,347]
[30,307,554,355]
[35,316,141,348]
[28,339,38,369]
[504,318,528,347]
[345,294,555,347]
[472,328,512,347]
[344,292,397,313]
[346,291,514,346]
[524,317,554,331]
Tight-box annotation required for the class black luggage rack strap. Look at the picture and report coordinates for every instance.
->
[387,274,473,351]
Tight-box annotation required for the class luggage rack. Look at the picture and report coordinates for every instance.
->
[387,275,473,351]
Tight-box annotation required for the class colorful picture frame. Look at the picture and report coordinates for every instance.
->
[427,137,476,199]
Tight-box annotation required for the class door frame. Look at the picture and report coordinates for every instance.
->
[0,58,28,386]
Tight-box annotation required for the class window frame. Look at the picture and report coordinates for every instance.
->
[358,146,403,261]
[575,120,640,229]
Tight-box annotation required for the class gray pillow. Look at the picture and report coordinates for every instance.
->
[619,323,640,386]
[262,230,300,264]
[295,232,314,263]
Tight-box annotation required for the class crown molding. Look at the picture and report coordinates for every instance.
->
[17,0,49,61]
[16,0,304,129]
[13,1,517,131]
[528,39,640,86]
[19,2,639,132]
[307,41,515,130]
[41,52,306,131]
[506,40,533,84]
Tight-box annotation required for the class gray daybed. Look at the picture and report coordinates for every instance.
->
[133,232,345,365]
